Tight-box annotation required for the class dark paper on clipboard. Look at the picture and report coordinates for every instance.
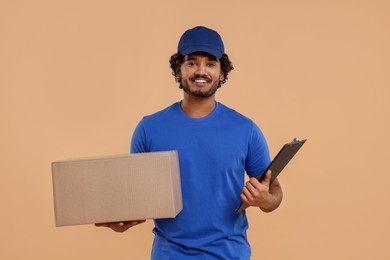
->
[235,138,307,214]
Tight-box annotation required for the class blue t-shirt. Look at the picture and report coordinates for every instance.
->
[131,102,270,259]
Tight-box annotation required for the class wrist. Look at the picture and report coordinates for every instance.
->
[258,198,276,213]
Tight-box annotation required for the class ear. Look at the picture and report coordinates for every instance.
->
[219,71,224,81]
[175,69,181,82]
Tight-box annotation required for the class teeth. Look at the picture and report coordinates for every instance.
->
[195,79,207,83]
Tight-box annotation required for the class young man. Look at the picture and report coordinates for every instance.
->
[97,26,283,259]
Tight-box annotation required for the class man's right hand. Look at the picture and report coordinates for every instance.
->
[95,220,146,232]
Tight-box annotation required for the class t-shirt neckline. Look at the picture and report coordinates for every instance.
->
[176,101,220,123]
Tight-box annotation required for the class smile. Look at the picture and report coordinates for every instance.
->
[191,77,211,84]
[194,79,207,83]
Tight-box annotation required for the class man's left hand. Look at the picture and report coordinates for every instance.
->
[240,170,283,212]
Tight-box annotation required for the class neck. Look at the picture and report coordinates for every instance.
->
[181,93,216,118]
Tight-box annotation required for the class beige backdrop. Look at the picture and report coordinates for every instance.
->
[1,0,389,259]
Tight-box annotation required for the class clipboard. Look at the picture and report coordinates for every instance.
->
[235,138,307,214]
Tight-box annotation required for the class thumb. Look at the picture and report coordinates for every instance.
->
[261,170,272,186]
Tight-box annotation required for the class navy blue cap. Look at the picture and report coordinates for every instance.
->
[178,26,225,58]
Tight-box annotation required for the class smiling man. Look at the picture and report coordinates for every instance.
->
[178,53,222,97]
[97,26,283,259]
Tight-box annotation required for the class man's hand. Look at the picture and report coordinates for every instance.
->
[95,220,146,232]
[240,170,283,212]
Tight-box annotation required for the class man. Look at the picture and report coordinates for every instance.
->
[96,26,283,259]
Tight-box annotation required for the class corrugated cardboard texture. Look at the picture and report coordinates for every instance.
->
[52,151,182,227]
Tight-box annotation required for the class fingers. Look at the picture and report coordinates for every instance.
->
[109,221,141,232]
[240,171,272,206]
[111,222,127,232]
[241,178,258,205]
[95,220,146,232]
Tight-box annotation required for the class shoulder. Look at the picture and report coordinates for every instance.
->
[142,102,179,123]
[218,102,256,126]
[218,103,267,140]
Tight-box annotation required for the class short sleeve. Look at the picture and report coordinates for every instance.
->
[245,122,271,177]
[130,118,149,153]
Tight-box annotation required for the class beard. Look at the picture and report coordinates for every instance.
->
[179,78,222,98]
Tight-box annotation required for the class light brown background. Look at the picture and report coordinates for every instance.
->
[1,0,389,259]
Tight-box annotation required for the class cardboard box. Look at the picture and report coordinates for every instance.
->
[52,151,182,227]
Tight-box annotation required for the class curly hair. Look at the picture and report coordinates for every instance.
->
[169,52,234,86]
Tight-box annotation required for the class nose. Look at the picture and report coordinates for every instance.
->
[194,63,207,76]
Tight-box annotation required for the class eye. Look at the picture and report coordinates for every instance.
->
[185,61,196,67]
[207,62,217,67]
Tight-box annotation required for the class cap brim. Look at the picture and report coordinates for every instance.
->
[181,45,223,58]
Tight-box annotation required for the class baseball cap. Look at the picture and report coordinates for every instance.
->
[178,26,225,58]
